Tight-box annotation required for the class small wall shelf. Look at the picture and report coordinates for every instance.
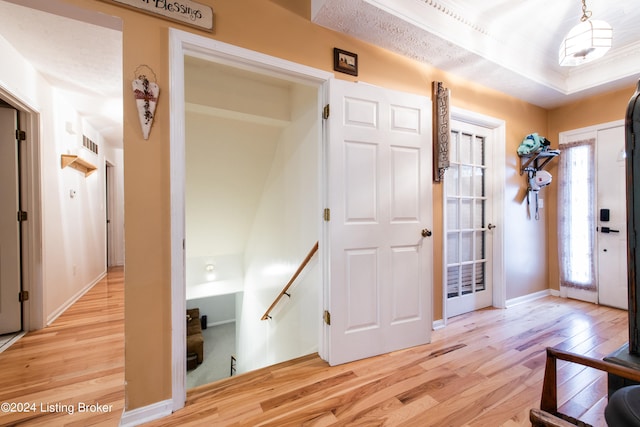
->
[61,154,97,177]
[519,149,560,175]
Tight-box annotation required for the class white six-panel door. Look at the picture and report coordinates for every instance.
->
[325,79,432,365]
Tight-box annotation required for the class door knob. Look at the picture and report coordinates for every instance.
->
[421,229,432,237]
[487,223,496,230]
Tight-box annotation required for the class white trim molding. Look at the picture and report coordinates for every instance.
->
[0,85,44,332]
[506,289,552,308]
[119,399,173,427]
[432,319,446,330]
[169,28,333,415]
[442,107,506,320]
[46,271,107,325]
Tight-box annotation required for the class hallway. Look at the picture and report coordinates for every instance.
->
[0,267,124,426]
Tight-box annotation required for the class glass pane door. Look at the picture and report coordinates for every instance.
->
[445,122,493,317]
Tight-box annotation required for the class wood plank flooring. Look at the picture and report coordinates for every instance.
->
[146,296,627,427]
[0,267,124,427]
[0,267,628,426]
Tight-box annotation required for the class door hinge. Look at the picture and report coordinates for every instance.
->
[323,208,330,221]
[19,290,29,302]
[323,104,330,119]
[17,211,27,222]
[323,310,331,325]
[16,129,26,141]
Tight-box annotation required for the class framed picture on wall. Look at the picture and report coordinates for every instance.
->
[333,48,358,76]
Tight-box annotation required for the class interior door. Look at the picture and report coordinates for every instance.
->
[597,125,627,309]
[444,120,494,318]
[106,162,113,267]
[326,79,433,366]
[0,106,22,334]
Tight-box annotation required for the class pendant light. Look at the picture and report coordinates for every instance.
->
[559,0,612,66]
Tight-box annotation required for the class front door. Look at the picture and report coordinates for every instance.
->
[559,123,627,308]
[597,125,627,309]
[444,120,494,318]
[0,106,22,335]
[326,79,433,366]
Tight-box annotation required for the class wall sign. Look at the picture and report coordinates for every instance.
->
[100,0,214,32]
[432,81,450,182]
[132,65,160,140]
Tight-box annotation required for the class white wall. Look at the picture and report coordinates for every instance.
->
[185,253,244,299]
[237,84,320,373]
[184,59,286,301]
[186,293,236,326]
[0,34,120,327]
[46,98,107,322]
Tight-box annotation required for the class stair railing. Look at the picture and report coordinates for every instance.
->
[260,241,319,321]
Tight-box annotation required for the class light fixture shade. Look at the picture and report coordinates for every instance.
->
[559,19,612,66]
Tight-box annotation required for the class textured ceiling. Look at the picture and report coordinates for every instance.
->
[312,0,640,108]
[0,0,123,148]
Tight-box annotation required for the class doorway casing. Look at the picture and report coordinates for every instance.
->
[558,119,626,307]
[168,29,333,413]
[441,107,506,323]
[0,85,44,333]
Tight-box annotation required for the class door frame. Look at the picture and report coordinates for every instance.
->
[105,161,115,267]
[558,119,625,305]
[441,107,506,323]
[0,86,44,333]
[169,29,333,411]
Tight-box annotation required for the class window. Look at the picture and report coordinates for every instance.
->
[557,138,596,290]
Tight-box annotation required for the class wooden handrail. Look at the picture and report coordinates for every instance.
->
[261,241,319,321]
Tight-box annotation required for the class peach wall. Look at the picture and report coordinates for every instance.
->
[546,84,637,291]
[63,0,551,410]
[63,0,175,409]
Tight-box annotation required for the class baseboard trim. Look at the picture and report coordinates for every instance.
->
[119,399,173,426]
[433,319,446,330]
[46,271,107,325]
[0,331,26,354]
[208,318,236,328]
[506,289,551,308]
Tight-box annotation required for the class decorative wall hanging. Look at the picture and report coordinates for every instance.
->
[333,48,358,76]
[517,133,559,220]
[132,65,160,140]
[98,0,213,32]
[432,81,450,182]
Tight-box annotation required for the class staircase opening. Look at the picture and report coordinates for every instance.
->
[184,56,322,388]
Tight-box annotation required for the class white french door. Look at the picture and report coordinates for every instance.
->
[325,79,433,366]
[444,120,494,318]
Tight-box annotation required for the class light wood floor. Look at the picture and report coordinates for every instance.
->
[0,267,124,426]
[149,296,627,426]
[0,267,628,426]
